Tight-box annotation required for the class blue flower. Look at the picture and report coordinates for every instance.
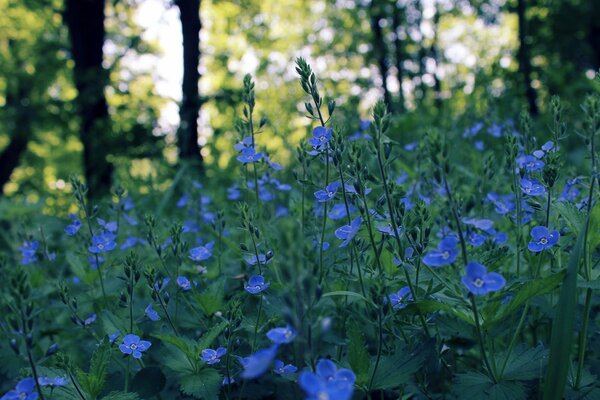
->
[245,275,270,294]
[463,122,483,138]
[239,345,279,379]
[119,334,151,359]
[19,241,39,265]
[87,255,103,269]
[388,287,413,310]
[88,233,117,253]
[227,184,241,200]
[65,218,81,236]
[38,376,68,388]
[97,218,118,233]
[109,331,120,343]
[1,377,38,400]
[245,252,273,266]
[267,325,297,344]
[176,193,190,207]
[328,203,355,220]
[314,182,340,202]
[121,236,143,250]
[559,177,582,202]
[308,126,332,152]
[298,359,355,400]
[528,226,560,252]
[273,360,298,375]
[520,178,546,196]
[461,261,506,296]
[176,276,193,291]
[423,237,459,267]
[517,155,544,172]
[487,192,514,215]
[376,223,400,237]
[237,147,264,163]
[189,241,214,262]
[201,347,226,365]
[462,218,494,231]
[145,303,160,321]
[154,277,170,292]
[335,216,362,248]
[84,313,96,326]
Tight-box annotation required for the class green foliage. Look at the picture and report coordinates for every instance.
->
[179,369,221,400]
[76,339,112,399]
[131,367,166,398]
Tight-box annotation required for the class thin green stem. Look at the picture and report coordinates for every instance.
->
[470,295,497,383]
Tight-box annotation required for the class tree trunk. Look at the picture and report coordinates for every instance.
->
[0,86,32,191]
[175,0,203,164]
[64,0,112,198]
[517,0,539,116]
[370,1,392,109]
[392,5,405,113]
[431,5,442,111]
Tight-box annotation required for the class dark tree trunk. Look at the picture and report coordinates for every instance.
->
[64,0,112,198]
[392,5,405,113]
[175,0,203,164]
[0,86,32,190]
[517,0,539,116]
[431,6,442,111]
[370,1,392,109]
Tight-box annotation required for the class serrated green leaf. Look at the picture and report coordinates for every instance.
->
[152,333,197,360]
[408,300,474,326]
[196,321,228,356]
[485,271,565,328]
[369,347,425,390]
[499,345,547,381]
[131,366,166,398]
[179,368,221,400]
[347,323,370,385]
[321,290,375,307]
[101,391,140,400]
[77,338,111,399]
[454,372,527,400]
[196,279,226,316]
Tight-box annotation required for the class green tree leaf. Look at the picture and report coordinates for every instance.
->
[179,368,221,400]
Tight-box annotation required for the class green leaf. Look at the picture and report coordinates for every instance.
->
[196,279,226,316]
[321,291,375,307]
[500,345,548,381]
[101,392,140,400]
[77,338,111,399]
[485,272,565,328]
[369,347,425,390]
[408,300,474,326]
[196,321,228,356]
[543,218,587,400]
[179,368,221,400]
[347,323,370,385]
[131,367,166,398]
[152,333,198,360]
[454,372,527,400]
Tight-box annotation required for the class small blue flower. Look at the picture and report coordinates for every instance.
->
[461,261,506,296]
[119,334,151,359]
[97,218,118,233]
[298,359,355,400]
[314,182,340,202]
[201,347,227,365]
[376,223,400,237]
[245,252,273,266]
[1,377,38,400]
[227,184,241,200]
[109,330,121,343]
[239,344,279,379]
[335,216,362,247]
[517,155,544,172]
[308,126,332,152]
[520,178,546,196]
[145,303,160,321]
[65,218,81,236]
[237,147,264,163]
[329,203,355,220]
[267,325,297,344]
[423,237,459,267]
[176,276,193,291]
[463,122,483,138]
[121,236,143,250]
[245,275,270,294]
[176,193,190,207]
[84,313,96,326]
[38,376,69,388]
[189,241,214,262]
[88,233,117,253]
[528,226,560,252]
[487,192,515,215]
[388,287,413,310]
[273,360,298,375]
[19,241,39,265]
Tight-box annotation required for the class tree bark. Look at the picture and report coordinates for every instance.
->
[0,86,32,190]
[517,0,539,116]
[175,0,203,164]
[392,5,405,113]
[64,0,113,198]
[370,1,392,109]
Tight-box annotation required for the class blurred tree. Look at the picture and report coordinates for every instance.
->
[369,0,392,109]
[175,0,203,166]
[64,0,113,198]
[516,0,538,115]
